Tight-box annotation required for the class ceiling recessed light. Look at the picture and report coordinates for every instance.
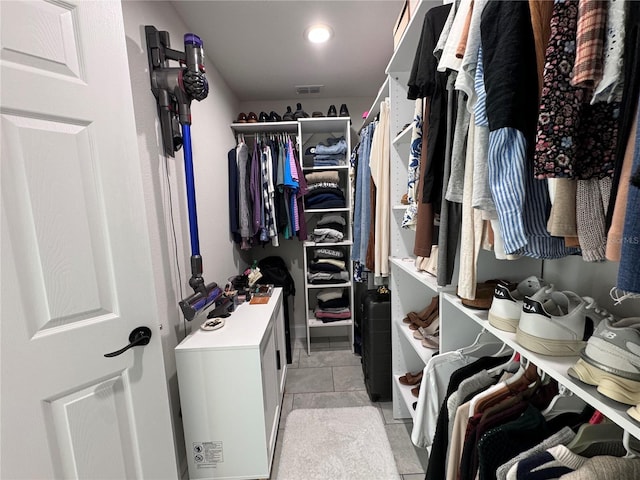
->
[305,24,333,44]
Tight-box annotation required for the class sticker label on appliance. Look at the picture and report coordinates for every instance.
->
[193,441,223,467]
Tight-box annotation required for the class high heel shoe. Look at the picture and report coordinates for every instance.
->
[408,306,439,331]
[407,296,439,324]
[403,295,438,324]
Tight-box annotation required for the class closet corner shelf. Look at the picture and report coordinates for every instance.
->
[307,317,353,328]
[298,117,351,133]
[398,321,437,364]
[441,292,640,439]
[394,374,418,421]
[230,121,299,133]
[306,281,352,289]
[303,240,353,247]
[389,257,443,292]
[304,207,350,214]
[360,77,390,132]
[392,123,413,146]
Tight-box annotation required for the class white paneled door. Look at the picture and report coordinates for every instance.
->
[1,1,178,478]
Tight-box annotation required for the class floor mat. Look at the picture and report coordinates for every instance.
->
[275,406,401,480]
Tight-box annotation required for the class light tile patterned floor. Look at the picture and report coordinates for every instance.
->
[270,337,428,479]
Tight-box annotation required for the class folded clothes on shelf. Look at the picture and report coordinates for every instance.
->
[305,170,340,185]
[307,270,349,284]
[314,247,345,259]
[316,288,347,303]
[309,227,344,242]
[308,261,345,273]
[314,137,347,156]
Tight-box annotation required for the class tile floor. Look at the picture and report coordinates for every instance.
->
[270,336,428,480]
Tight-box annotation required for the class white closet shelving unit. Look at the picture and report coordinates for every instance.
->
[299,117,355,354]
[383,0,640,441]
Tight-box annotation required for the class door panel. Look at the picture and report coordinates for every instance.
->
[44,375,137,479]
[2,113,113,335]
[1,1,178,478]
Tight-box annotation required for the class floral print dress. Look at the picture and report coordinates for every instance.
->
[534,0,620,180]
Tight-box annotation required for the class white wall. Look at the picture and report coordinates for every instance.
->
[122,1,244,475]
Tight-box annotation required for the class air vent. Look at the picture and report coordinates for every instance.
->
[295,85,323,95]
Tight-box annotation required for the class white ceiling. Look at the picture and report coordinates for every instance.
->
[171,0,405,102]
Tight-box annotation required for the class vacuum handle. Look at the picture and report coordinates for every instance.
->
[104,327,152,358]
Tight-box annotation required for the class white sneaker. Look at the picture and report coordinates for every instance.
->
[488,276,553,332]
[516,291,610,356]
[568,317,640,405]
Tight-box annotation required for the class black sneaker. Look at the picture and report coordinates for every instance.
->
[294,102,310,119]
[269,111,282,122]
[327,105,337,117]
[258,111,269,122]
[339,104,349,117]
[283,106,294,121]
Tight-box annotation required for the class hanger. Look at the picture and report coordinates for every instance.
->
[486,349,520,378]
[457,329,505,358]
[566,420,624,455]
[541,384,587,420]
[623,430,640,458]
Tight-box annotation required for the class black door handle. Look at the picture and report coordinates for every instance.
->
[104,326,152,357]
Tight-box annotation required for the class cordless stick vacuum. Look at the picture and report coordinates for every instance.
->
[145,26,221,321]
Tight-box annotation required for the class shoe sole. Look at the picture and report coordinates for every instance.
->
[568,358,640,405]
[515,328,585,356]
[628,405,640,422]
[488,312,518,333]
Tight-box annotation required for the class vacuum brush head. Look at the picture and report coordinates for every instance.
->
[179,281,221,321]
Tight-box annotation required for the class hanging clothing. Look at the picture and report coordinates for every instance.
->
[402,99,423,229]
[481,0,579,259]
[533,0,619,180]
[409,4,451,261]
[369,99,391,279]
[591,0,626,104]
[352,122,374,264]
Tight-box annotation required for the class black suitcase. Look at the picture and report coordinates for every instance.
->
[361,288,392,402]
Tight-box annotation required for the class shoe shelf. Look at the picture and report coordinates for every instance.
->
[398,320,437,365]
[441,292,640,440]
[229,121,299,133]
[390,258,443,419]
[389,256,445,292]
[395,374,419,421]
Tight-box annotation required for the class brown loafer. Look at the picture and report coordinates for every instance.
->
[247,112,258,123]
[236,112,247,123]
